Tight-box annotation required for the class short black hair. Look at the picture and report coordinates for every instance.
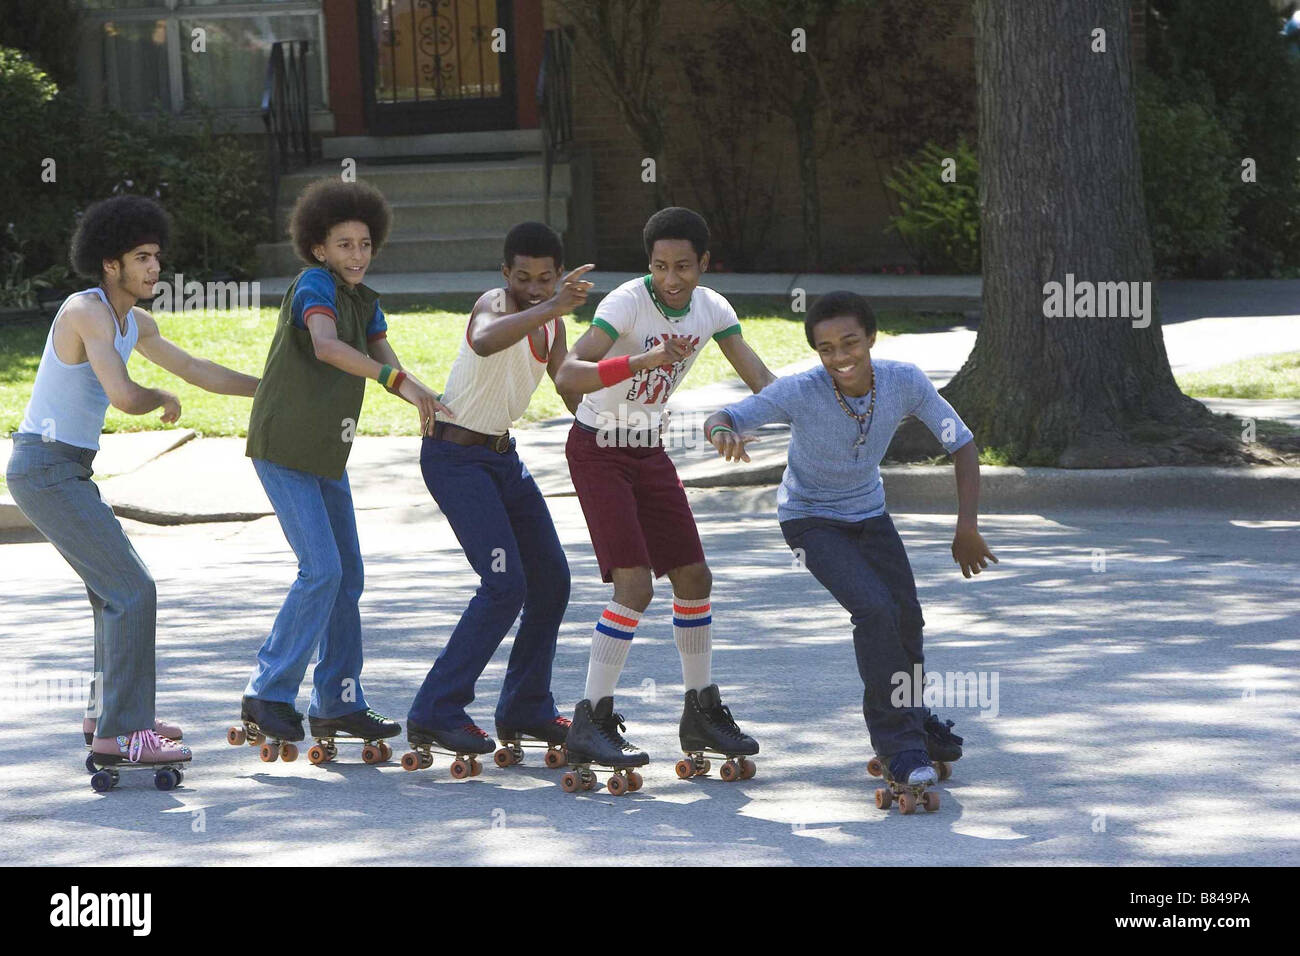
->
[69,195,171,279]
[643,206,709,260]
[289,179,392,266]
[805,291,877,348]
[504,221,564,271]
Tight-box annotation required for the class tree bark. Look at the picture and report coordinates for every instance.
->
[922,0,1229,467]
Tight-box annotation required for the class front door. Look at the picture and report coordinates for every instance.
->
[360,0,517,135]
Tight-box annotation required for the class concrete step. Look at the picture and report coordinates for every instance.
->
[277,158,571,204]
[273,195,569,239]
[257,233,507,275]
[321,129,544,161]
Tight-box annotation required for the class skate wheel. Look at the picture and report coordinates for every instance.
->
[400,751,421,772]
[720,759,739,782]
[379,742,393,762]
[280,743,298,762]
[875,788,891,810]
[154,768,178,791]
[308,744,329,765]
[561,771,579,793]
[173,769,184,785]
[451,758,470,779]
[933,761,951,782]
[898,792,917,815]
[361,744,380,764]
[420,752,433,769]
[627,770,643,792]
[493,747,514,768]
[740,757,756,780]
[84,752,98,774]
[675,758,694,780]
[469,758,482,777]
[867,757,883,777]
[249,732,265,746]
[90,769,116,793]
[607,774,628,797]
[922,791,940,812]
[227,726,246,747]
[698,759,711,776]
[544,747,565,769]
[259,743,277,763]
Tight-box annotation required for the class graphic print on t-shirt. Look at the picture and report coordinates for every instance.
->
[627,332,700,405]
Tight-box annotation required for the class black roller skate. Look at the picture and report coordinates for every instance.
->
[227,696,305,763]
[677,684,759,782]
[494,714,571,769]
[560,697,648,797]
[924,713,963,781]
[306,708,401,766]
[400,721,495,779]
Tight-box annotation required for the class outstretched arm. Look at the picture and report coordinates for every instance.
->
[554,325,693,396]
[950,439,997,578]
[716,332,777,393]
[134,309,259,397]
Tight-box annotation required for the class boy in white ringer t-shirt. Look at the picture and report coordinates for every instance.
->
[552,207,778,790]
[403,222,592,768]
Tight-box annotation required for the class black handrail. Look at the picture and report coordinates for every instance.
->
[262,40,314,241]
[537,27,575,227]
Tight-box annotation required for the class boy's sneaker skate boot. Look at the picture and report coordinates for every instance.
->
[84,716,182,747]
[227,696,305,763]
[871,748,942,815]
[306,708,401,765]
[88,729,192,793]
[400,720,495,779]
[559,698,648,797]
[494,714,572,769]
[676,684,759,782]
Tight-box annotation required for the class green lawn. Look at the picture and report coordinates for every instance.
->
[1,307,957,438]
[1176,352,1300,399]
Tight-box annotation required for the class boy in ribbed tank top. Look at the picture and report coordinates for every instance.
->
[402,222,599,772]
[5,196,260,774]
[237,179,450,762]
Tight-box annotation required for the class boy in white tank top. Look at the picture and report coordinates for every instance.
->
[401,223,593,770]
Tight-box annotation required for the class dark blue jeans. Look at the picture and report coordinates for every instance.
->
[409,437,570,730]
[780,512,928,757]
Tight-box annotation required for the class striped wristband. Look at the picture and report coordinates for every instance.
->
[708,424,735,439]
[377,364,396,388]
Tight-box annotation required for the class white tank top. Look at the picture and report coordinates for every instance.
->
[17,288,139,450]
[436,312,557,435]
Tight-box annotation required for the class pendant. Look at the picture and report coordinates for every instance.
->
[854,435,866,447]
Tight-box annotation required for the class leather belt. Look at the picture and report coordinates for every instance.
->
[433,420,513,454]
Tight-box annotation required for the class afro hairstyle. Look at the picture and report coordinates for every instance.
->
[289,178,392,266]
[69,195,171,279]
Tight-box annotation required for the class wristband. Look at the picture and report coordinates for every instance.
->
[597,355,633,387]
[377,363,395,388]
[388,370,407,393]
[709,424,735,440]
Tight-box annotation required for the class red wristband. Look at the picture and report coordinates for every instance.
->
[597,355,633,387]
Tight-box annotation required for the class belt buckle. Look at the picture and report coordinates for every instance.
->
[491,433,511,454]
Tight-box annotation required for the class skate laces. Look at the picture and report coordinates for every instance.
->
[463,724,489,739]
[552,716,572,729]
[126,729,164,763]
[596,711,630,745]
[707,702,746,741]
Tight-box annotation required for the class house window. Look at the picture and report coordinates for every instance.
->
[76,1,328,114]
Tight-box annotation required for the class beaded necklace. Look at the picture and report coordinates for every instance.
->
[831,362,876,449]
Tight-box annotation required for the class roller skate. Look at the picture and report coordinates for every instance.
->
[83,717,183,773]
[306,708,401,766]
[227,696,305,763]
[88,729,192,793]
[676,684,758,782]
[559,697,648,797]
[870,749,941,815]
[400,721,495,779]
[923,713,963,781]
[493,714,571,769]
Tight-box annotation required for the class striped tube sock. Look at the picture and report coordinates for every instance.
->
[584,602,641,703]
[673,596,713,693]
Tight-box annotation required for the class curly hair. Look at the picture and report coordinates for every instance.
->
[504,221,564,271]
[288,179,392,266]
[805,290,877,348]
[69,195,171,279]
[643,206,710,260]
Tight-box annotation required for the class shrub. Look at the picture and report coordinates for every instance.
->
[884,140,980,274]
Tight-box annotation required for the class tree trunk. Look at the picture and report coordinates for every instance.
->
[925,0,1227,467]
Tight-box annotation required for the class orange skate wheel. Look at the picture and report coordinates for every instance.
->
[450,758,470,779]
[561,772,579,793]
[607,774,628,797]
[259,743,277,762]
[875,788,891,809]
[740,758,756,780]
[627,770,644,792]
[922,791,940,812]
[228,726,246,747]
[361,744,380,764]
[249,732,265,746]
[280,743,298,762]
[544,747,565,769]
[675,758,694,780]
[469,758,483,777]
[379,742,393,762]
[308,744,328,765]
[933,761,951,782]
[720,760,739,782]
[493,747,513,768]
[400,751,421,771]
[898,792,916,815]
[867,757,883,777]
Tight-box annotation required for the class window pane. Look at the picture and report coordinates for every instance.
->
[180,15,323,110]
[85,19,173,112]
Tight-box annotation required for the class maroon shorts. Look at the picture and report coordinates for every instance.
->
[565,423,706,582]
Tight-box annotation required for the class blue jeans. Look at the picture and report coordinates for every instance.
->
[780,512,928,756]
[409,437,570,730]
[246,458,368,718]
